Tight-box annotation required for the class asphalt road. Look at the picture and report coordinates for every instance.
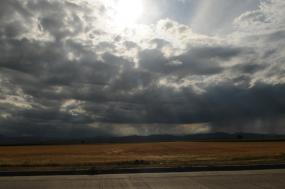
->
[0,169,285,189]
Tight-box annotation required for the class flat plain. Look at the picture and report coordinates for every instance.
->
[0,142,285,168]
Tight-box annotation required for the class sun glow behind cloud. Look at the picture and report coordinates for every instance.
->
[108,0,144,29]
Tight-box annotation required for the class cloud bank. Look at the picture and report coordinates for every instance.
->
[0,0,285,138]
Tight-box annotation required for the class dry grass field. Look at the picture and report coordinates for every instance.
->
[0,142,285,168]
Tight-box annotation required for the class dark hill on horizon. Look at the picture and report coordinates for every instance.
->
[1,133,285,146]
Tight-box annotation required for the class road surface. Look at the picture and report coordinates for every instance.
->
[0,169,285,189]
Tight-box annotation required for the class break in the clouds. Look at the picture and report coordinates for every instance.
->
[0,0,285,138]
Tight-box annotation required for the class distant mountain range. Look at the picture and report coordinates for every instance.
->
[1,133,285,146]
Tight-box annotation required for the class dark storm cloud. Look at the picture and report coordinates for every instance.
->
[231,63,265,74]
[138,46,241,76]
[93,83,285,124]
[0,0,285,138]
[210,116,285,134]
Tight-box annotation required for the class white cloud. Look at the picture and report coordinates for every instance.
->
[234,0,285,33]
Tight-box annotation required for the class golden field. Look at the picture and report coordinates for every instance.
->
[0,142,285,168]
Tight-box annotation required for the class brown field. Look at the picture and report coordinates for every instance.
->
[0,142,285,168]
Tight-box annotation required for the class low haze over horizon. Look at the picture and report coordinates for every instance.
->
[0,0,285,139]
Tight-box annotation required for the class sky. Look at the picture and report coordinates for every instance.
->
[0,0,285,138]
